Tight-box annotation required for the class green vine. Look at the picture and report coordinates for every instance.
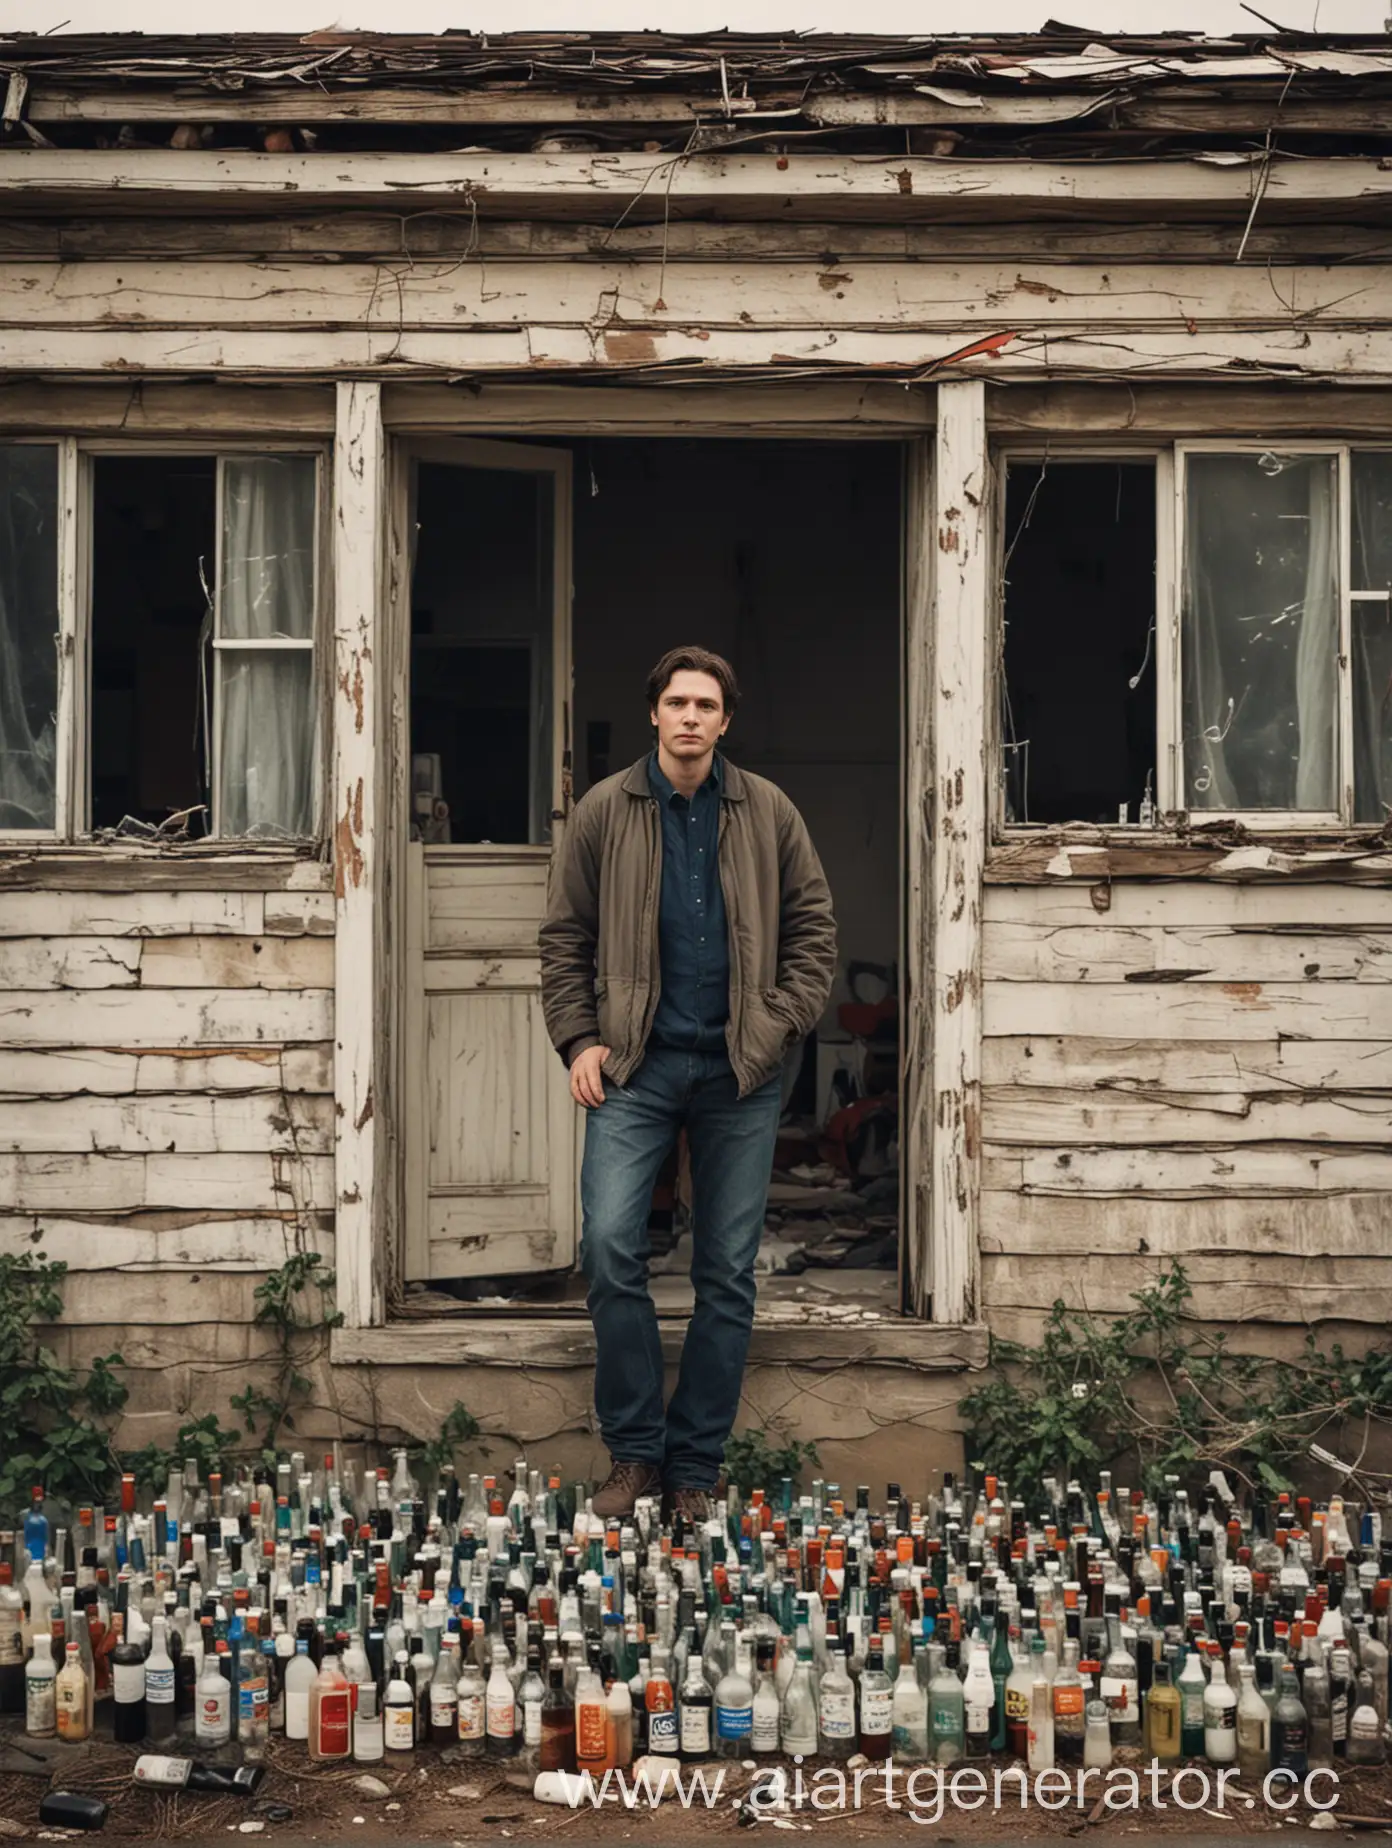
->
[229,1251,344,1461]
[408,1399,483,1481]
[960,1261,1392,1503]
[723,1423,820,1495]
[0,1248,128,1519]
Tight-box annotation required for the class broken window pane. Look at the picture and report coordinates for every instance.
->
[0,444,59,831]
[1182,452,1338,813]
[1351,451,1392,826]
[1000,460,1157,825]
[216,455,318,838]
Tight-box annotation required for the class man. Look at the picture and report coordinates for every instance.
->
[539,646,837,1523]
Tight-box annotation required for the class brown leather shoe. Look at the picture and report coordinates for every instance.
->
[591,1460,663,1520]
[666,1486,714,1525]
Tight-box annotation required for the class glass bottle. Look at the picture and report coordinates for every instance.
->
[1147,1658,1181,1760]
[25,1633,57,1739]
[1101,1606,1141,1748]
[780,1639,819,1759]
[1203,1657,1237,1765]
[456,1647,486,1757]
[890,1639,929,1763]
[680,1640,713,1761]
[1082,1695,1112,1771]
[1347,1670,1385,1766]
[384,1653,415,1756]
[112,1613,147,1745]
[1052,1638,1085,1765]
[1177,1647,1207,1758]
[145,1615,178,1745]
[1005,1630,1033,1759]
[1271,1664,1309,1778]
[518,1643,546,1772]
[539,1659,576,1775]
[194,1648,230,1752]
[1027,1672,1055,1773]
[55,1642,90,1744]
[987,1612,1013,1752]
[817,1633,857,1762]
[858,1636,893,1762]
[575,1662,610,1775]
[962,1635,995,1761]
[645,1646,678,1758]
[1303,1647,1333,1771]
[486,1642,517,1758]
[1236,1660,1271,1779]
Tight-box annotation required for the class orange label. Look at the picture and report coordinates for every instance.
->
[1053,1685,1085,1718]
[577,1703,608,1763]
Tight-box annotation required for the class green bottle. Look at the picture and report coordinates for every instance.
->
[988,1607,1013,1752]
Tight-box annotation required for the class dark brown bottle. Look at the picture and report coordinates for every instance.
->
[539,1659,576,1774]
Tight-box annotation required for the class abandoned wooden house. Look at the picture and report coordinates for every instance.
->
[1,27,1391,1484]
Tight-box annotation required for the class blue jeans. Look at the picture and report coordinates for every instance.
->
[580,1047,783,1490]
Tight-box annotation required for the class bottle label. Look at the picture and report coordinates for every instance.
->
[523,1698,543,1747]
[0,1611,22,1665]
[385,1705,415,1751]
[56,1682,85,1740]
[457,1692,484,1740]
[715,1703,753,1740]
[1332,1696,1348,1744]
[318,1690,352,1756]
[932,1702,962,1740]
[580,1702,613,1760]
[1053,1684,1085,1722]
[196,1693,229,1741]
[1205,1703,1236,1732]
[114,1662,146,1704]
[486,1694,515,1740]
[820,1688,855,1739]
[1005,1686,1031,1722]
[286,1690,310,1738]
[26,1674,56,1734]
[433,1692,459,1732]
[751,1707,780,1753]
[238,1674,267,1724]
[1099,1676,1139,1724]
[681,1705,712,1754]
[861,1688,893,1736]
[133,1757,189,1787]
[146,1666,176,1706]
[647,1708,678,1755]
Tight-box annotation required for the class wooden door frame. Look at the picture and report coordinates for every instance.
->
[331,377,981,1342]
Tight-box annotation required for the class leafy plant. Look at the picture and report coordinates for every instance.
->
[723,1423,820,1494]
[0,1249,128,1518]
[408,1399,483,1482]
[960,1261,1392,1503]
[125,1411,245,1495]
[230,1251,344,1458]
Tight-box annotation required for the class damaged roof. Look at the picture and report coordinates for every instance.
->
[6,29,1392,143]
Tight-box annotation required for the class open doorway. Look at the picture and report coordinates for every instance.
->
[402,435,904,1324]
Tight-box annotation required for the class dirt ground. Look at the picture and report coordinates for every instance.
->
[4,1731,1392,1845]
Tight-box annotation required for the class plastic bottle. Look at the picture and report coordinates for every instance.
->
[194,1648,230,1751]
[962,1636,995,1761]
[145,1616,178,1745]
[1146,1659,1181,1761]
[56,1641,89,1743]
[575,1663,610,1775]
[25,1634,57,1739]
[930,1641,966,1766]
[644,1647,678,1759]
[1027,1673,1055,1773]
[308,1653,352,1763]
[605,1664,633,1770]
[1082,1695,1112,1771]
[0,1562,24,1716]
[283,1639,315,1742]
[1203,1657,1238,1765]
[1177,1647,1207,1757]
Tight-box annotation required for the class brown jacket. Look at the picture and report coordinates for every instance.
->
[539,755,837,1098]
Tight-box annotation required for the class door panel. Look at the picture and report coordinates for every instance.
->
[402,439,576,1285]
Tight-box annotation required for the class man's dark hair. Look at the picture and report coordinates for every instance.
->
[645,646,740,717]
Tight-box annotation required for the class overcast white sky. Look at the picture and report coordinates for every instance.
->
[2,0,1388,40]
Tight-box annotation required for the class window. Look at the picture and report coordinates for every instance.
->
[0,444,322,842]
[999,443,1392,830]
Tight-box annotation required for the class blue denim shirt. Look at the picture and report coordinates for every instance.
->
[648,750,730,1053]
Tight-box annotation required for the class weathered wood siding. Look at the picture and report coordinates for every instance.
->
[0,866,335,1437]
[980,880,1392,1346]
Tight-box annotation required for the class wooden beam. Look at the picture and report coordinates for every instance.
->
[981,979,1392,1040]
[981,1249,1392,1325]
[0,987,331,1046]
[4,149,1391,219]
[986,840,1392,883]
[984,881,1392,928]
[332,1315,990,1369]
[927,378,988,1327]
[331,379,388,1333]
[903,436,932,1323]
[983,921,1392,983]
[983,1189,1392,1256]
[0,851,329,891]
[0,1091,333,1154]
[987,1143,1392,1196]
[989,381,1392,437]
[385,378,933,434]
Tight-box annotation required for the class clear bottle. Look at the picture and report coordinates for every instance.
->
[780,1639,819,1759]
[890,1640,929,1763]
[1203,1657,1237,1765]
[237,1632,269,1764]
[430,1633,461,1749]
[930,1641,966,1767]
[25,1634,57,1739]
[55,1641,89,1743]
[384,1653,415,1756]
[486,1642,517,1758]
[1271,1663,1309,1778]
[715,1632,755,1759]
[1082,1695,1112,1771]
[1027,1673,1055,1773]
[1303,1647,1333,1771]
[680,1641,714,1761]
[1147,1659,1181,1761]
[519,1643,546,1772]
[1004,1631,1034,1759]
[283,1639,315,1743]
[1052,1638,1085,1765]
[307,1653,352,1763]
[751,1638,782,1757]
[645,1646,678,1759]
[1100,1605,1141,1748]
[1236,1660,1270,1778]
[817,1633,857,1761]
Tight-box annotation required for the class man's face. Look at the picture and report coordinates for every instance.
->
[651,669,730,762]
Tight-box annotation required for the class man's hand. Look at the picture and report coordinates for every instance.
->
[570,1044,612,1110]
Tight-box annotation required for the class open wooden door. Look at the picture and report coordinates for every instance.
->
[401,438,577,1285]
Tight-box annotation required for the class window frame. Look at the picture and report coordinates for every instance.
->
[993,436,1389,838]
[0,436,330,847]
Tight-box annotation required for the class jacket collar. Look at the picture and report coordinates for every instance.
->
[621,752,747,801]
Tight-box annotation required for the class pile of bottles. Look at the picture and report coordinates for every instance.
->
[1,1458,1389,1787]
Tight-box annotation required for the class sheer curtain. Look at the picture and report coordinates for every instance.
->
[0,446,59,830]
[1183,453,1337,813]
[217,455,317,838]
[1352,453,1392,824]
